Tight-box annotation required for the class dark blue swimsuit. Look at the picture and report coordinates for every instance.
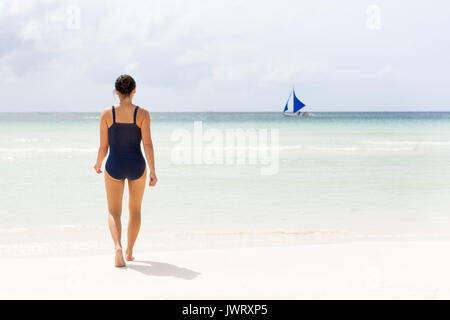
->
[105,106,146,180]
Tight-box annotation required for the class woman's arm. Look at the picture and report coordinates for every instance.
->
[141,109,157,187]
[93,109,109,174]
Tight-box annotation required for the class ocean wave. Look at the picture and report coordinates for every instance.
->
[15,138,51,143]
[145,145,417,152]
[0,224,172,235]
[0,145,420,157]
[0,156,15,162]
[0,147,97,154]
[0,226,402,244]
[303,146,415,152]
[0,225,104,234]
[1,226,448,259]
[363,140,450,146]
[185,230,450,241]
[0,241,110,258]
[189,230,351,237]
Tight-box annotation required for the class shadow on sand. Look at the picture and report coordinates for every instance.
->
[126,260,200,280]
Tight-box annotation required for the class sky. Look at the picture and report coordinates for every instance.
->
[0,0,449,112]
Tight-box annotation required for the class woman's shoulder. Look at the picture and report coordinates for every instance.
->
[136,106,150,127]
[99,106,114,123]
[137,106,151,118]
[101,105,113,115]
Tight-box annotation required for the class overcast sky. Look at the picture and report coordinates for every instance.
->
[0,0,449,112]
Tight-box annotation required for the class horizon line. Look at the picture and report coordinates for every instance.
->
[2,110,450,113]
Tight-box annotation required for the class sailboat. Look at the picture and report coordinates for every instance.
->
[282,88,310,117]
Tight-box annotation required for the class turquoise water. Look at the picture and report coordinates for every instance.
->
[1,112,450,253]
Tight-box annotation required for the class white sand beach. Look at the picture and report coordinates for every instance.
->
[1,240,449,299]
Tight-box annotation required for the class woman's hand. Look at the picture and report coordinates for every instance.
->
[93,162,102,174]
[149,172,158,187]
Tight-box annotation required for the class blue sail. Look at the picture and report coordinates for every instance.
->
[293,90,305,113]
[283,90,293,112]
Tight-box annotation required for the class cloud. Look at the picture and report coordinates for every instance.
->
[0,0,449,111]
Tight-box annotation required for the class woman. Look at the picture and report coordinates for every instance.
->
[93,74,157,267]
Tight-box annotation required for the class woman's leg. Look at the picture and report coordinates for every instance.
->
[126,167,147,261]
[104,170,126,267]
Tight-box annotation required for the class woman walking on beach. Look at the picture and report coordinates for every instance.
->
[93,75,157,267]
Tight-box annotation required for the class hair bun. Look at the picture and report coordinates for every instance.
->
[115,74,136,96]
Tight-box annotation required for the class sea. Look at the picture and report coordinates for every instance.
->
[1,112,450,257]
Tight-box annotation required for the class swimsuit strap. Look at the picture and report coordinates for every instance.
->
[112,106,116,123]
[133,106,139,125]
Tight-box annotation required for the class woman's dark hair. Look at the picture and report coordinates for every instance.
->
[115,74,136,96]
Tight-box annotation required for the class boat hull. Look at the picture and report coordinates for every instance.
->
[282,112,312,117]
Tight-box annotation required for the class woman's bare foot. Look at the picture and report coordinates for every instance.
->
[115,248,126,267]
[125,248,135,261]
